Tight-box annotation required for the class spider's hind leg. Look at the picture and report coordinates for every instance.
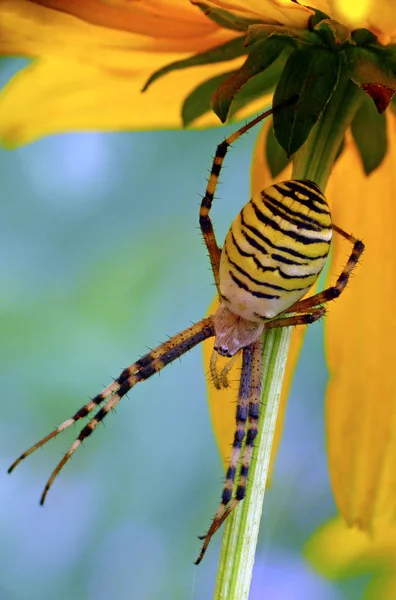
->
[195,339,262,564]
[287,224,364,315]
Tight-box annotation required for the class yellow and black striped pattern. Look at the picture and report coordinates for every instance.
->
[219,179,333,322]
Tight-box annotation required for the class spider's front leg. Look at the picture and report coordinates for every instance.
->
[9,317,215,504]
[199,100,297,292]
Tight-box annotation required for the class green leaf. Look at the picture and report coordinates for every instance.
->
[273,47,340,156]
[265,123,291,178]
[351,28,378,46]
[141,36,246,92]
[313,19,351,48]
[228,56,286,119]
[308,8,331,28]
[390,93,396,114]
[351,94,387,174]
[181,71,233,127]
[346,46,396,91]
[193,1,262,32]
[335,136,345,162]
[212,37,287,122]
[246,23,319,47]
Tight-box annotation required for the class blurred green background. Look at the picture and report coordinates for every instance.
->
[1,59,367,600]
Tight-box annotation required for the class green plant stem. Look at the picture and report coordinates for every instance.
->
[214,76,363,600]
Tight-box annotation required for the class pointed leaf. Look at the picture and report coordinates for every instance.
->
[351,94,387,174]
[212,37,288,122]
[361,83,395,113]
[273,47,340,156]
[313,19,351,48]
[265,123,291,178]
[193,1,262,32]
[351,28,378,46]
[246,23,318,47]
[228,57,285,119]
[308,8,331,28]
[346,46,396,98]
[181,71,234,127]
[142,36,246,92]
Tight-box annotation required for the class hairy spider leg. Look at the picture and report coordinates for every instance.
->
[286,224,365,315]
[195,339,263,564]
[199,97,298,291]
[9,318,215,504]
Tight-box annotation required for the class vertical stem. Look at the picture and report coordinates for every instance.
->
[214,327,291,599]
[213,75,363,599]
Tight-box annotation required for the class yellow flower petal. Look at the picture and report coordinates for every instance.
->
[308,0,396,44]
[33,0,212,38]
[325,114,396,534]
[0,52,246,146]
[0,0,246,145]
[195,0,312,28]
[0,0,234,55]
[305,516,396,580]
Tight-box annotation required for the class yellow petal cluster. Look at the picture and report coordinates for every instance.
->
[0,0,310,146]
[325,113,396,535]
[0,0,239,145]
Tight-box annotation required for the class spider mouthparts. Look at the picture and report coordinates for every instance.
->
[214,346,232,358]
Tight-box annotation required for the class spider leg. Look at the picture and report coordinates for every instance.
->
[200,97,298,292]
[263,306,326,329]
[9,317,215,504]
[195,339,262,564]
[8,378,122,474]
[287,224,364,314]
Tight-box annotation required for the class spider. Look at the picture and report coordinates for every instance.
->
[8,99,364,565]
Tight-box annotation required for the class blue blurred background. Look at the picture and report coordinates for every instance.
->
[1,59,366,600]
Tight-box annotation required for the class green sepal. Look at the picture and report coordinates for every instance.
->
[273,47,340,156]
[335,136,345,162]
[265,123,291,178]
[313,19,351,48]
[228,58,285,119]
[193,2,262,32]
[181,72,232,127]
[346,46,396,92]
[351,28,378,46]
[308,8,331,28]
[351,94,387,175]
[212,37,288,122]
[141,36,246,92]
[246,23,319,47]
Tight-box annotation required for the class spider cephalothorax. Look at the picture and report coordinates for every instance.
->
[8,101,364,565]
